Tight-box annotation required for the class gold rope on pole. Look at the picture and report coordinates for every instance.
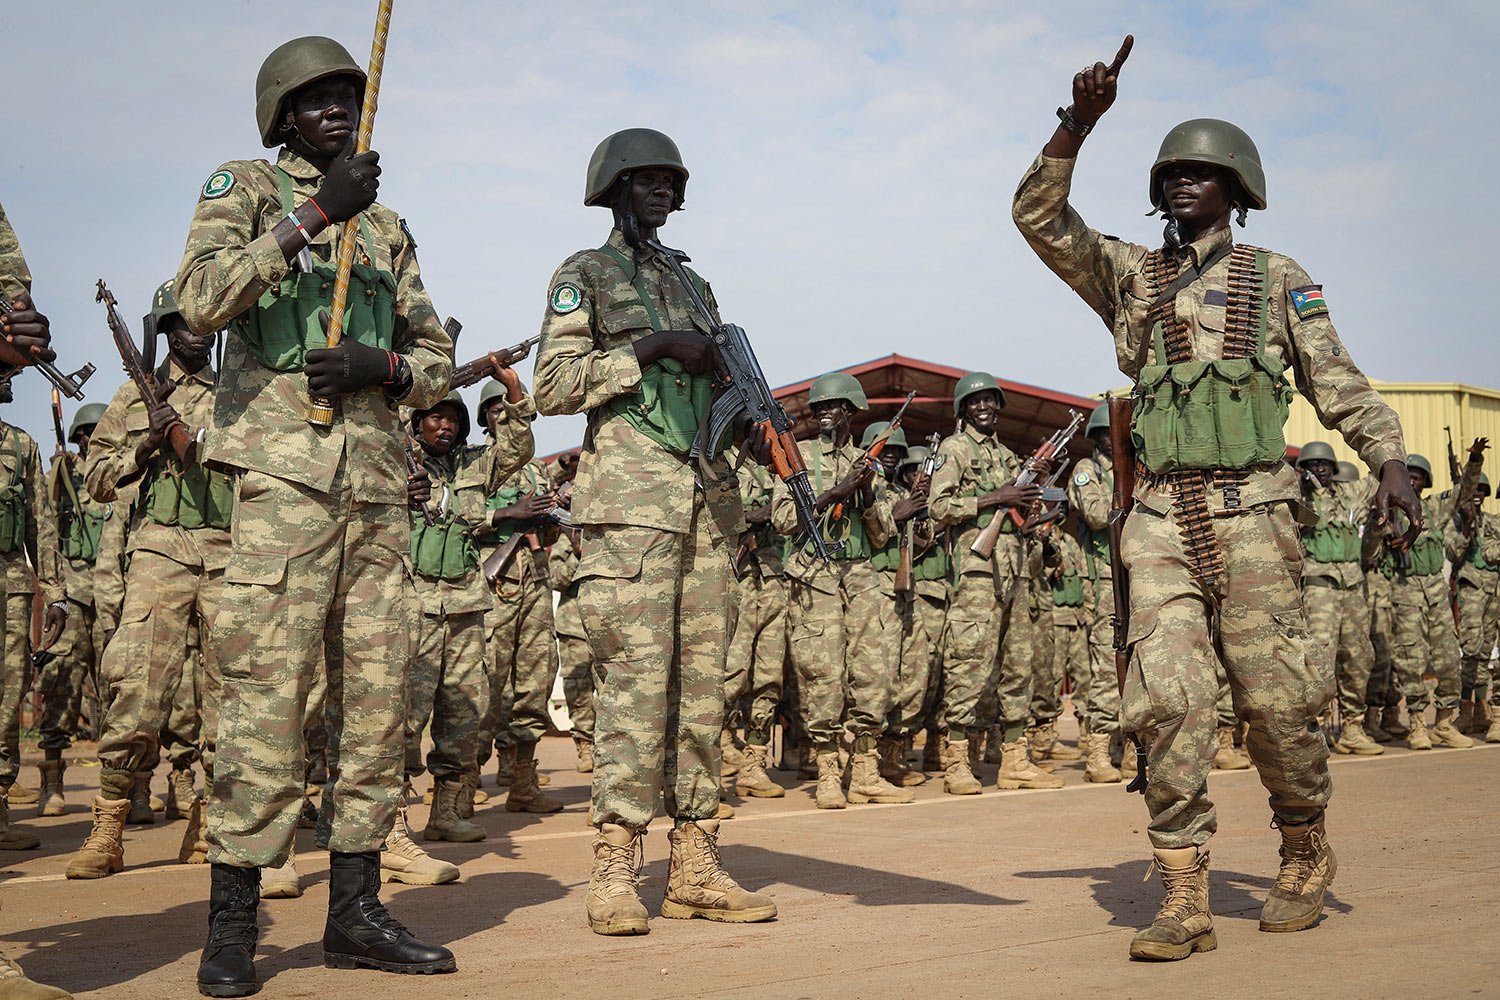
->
[306,0,395,427]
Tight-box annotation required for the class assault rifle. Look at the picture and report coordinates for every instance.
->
[446,331,544,392]
[94,280,199,464]
[480,502,574,586]
[893,430,942,595]
[49,387,66,456]
[970,409,1084,559]
[1107,395,1146,793]
[0,291,95,399]
[1445,426,1461,486]
[830,390,915,523]
[643,237,834,562]
[404,434,437,526]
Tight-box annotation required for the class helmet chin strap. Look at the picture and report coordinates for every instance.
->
[613,174,642,251]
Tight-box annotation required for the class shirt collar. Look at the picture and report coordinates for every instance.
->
[962,423,995,446]
[161,357,216,388]
[276,147,325,181]
[1184,226,1233,267]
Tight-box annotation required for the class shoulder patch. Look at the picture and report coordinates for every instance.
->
[1289,284,1329,320]
[1073,470,1091,486]
[550,282,583,315]
[202,170,236,200]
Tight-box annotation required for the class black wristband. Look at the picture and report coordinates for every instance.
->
[385,354,414,401]
[1056,105,1094,137]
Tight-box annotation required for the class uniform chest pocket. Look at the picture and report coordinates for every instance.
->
[598,302,655,346]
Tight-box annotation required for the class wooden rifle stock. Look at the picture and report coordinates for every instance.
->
[447,334,541,392]
[94,281,197,464]
[1106,395,1145,792]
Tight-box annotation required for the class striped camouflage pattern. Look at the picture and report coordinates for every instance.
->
[0,202,30,300]
[549,531,594,740]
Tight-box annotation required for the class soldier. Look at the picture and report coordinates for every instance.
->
[771,374,908,809]
[1028,503,1091,766]
[550,522,596,772]
[533,128,775,935]
[725,444,790,799]
[1014,37,1421,958]
[887,446,948,784]
[1295,442,1381,755]
[35,404,109,816]
[1363,515,1405,743]
[1069,404,1123,783]
[1449,441,1499,740]
[175,36,460,992]
[929,373,1060,793]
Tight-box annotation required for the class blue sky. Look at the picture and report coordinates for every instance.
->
[3,1,1497,455]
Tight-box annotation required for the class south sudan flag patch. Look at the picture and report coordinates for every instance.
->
[1290,285,1329,320]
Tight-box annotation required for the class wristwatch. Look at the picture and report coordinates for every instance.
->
[1056,105,1094,137]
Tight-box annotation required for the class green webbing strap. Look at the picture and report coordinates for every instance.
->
[277,167,374,267]
[598,244,666,333]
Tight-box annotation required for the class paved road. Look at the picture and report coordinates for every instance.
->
[4,734,1497,998]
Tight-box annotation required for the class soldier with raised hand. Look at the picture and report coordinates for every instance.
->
[928,373,1060,793]
[533,128,775,936]
[175,35,459,994]
[771,374,907,809]
[1014,36,1422,959]
[1069,403,1123,783]
[1447,440,1499,739]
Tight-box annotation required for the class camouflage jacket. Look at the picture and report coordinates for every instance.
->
[0,202,30,301]
[1069,449,1113,592]
[929,423,1025,591]
[533,227,742,539]
[480,452,555,594]
[1299,476,1376,589]
[175,148,452,503]
[735,458,783,580]
[1041,527,1093,626]
[1013,154,1405,516]
[549,528,581,593]
[91,489,131,641]
[0,420,63,606]
[771,433,894,591]
[1444,455,1497,589]
[48,454,112,605]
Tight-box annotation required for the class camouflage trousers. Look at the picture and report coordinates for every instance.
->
[888,591,945,737]
[555,587,595,741]
[575,507,730,829]
[1034,616,1088,723]
[95,549,223,799]
[209,467,410,868]
[0,559,33,790]
[1302,579,1374,720]
[786,559,896,749]
[38,597,97,751]
[977,582,1039,731]
[1120,501,1331,851]
[724,570,787,744]
[406,609,487,782]
[1456,577,1500,704]
[160,632,205,772]
[1026,599,1058,721]
[480,563,557,756]
[941,567,1016,738]
[1364,572,1400,709]
[1391,572,1462,714]
[1083,598,1122,734]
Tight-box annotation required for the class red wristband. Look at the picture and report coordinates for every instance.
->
[307,198,331,225]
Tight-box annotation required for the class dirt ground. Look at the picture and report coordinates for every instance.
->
[4,724,1497,999]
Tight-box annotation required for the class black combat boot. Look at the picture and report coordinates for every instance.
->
[197,863,260,997]
[323,851,456,975]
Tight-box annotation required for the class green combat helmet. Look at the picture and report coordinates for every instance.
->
[584,128,688,208]
[1149,119,1267,213]
[952,371,1006,417]
[808,372,868,411]
[412,390,470,445]
[1407,454,1433,488]
[1478,472,1492,498]
[256,36,366,148]
[1086,402,1110,437]
[476,378,529,434]
[1297,441,1337,467]
[900,446,930,471]
[1334,461,1359,484]
[151,280,179,331]
[860,420,907,451]
[69,403,107,444]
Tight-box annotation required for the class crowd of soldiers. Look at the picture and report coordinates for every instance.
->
[0,26,1492,1000]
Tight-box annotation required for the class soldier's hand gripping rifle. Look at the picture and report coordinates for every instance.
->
[0,291,95,399]
[447,334,540,392]
[830,390,916,523]
[643,237,834,562]
[403,434,436,526]
[970,409,1085,559]
[1107,395,1146,793]
[94,281,199,464]
[893,430,942,595]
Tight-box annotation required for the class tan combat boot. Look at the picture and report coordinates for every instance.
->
[425,778,487,842]
[574,736,595,773]
[1129,847,1215,960]
[65,797,129,877]
[1084,732,1122,784]
[1380,704,1409,738]
[796,744,818,780]
[260,855,301,899]
[661,819,777,923]
[178,797,209,864]
[0,950,72,1000]
[720,728,743,778]
[1033,720,1083,762]
[1455,699,1475,734]
[38,760,66,817]
[996,738,1066,790]
[5,784,37,807]
[166,766,196,822]
[982,726,1002,765]
[506,749,564,814]
[715,800,735,820]
[735,744,785,798]
[588,823,649,935]
[492,745,516,788]
[382,808,460,885]
[456,767,489,819]
[846,749,916,804]
[127,771,156,825]
[1431,708,1475,749]
[1334,716,1384,756]
[921,730,945,773]
[942,738,982,796]
[0,797,41,852]
[814,749,846,809]
[1407,711,1432,750]
[1487,712,1500,744]
[1363,707,1392,743]
[1260,817,1337,932]
[1212,727,1251,770]
[876,737,925,787]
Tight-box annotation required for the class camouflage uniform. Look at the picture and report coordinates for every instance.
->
[1070,451,1124,736]
[1449,489,1500,712]
[82,365,226,802]
[1033,528,1092,724]
[771,435,896,751]
[175,147,454,866]
[1364,565,1400,713]
[873,483,947,742]
[1388,488,1467,716]
[550,529,595,742]
[724,461,788,746]
[534,227,742,829]
[1299,477,1377,723]
[1014,153,1405,849]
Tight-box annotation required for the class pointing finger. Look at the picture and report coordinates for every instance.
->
[1107,34,1134,75]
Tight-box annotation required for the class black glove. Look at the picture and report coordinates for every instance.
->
[304,338,400,397]
[311,139,381,223]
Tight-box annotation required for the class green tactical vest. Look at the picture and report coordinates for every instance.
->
[870,528,901,573]
[913,537,950,582]
[1406,529,1445,577]
[593,244,722,456]
[960,442,1015,534]
[789,444,870,561]
[143,449,234,531]
[1468,538,1491,571]
[0,435,27,555]
[59,486,107,565]
[485,464,542,544]
[1302,520,1361,564]
[1131,250,1294,473]
[1051,571,1086,607]
[232,168,397,372]
[410,514,478,581]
